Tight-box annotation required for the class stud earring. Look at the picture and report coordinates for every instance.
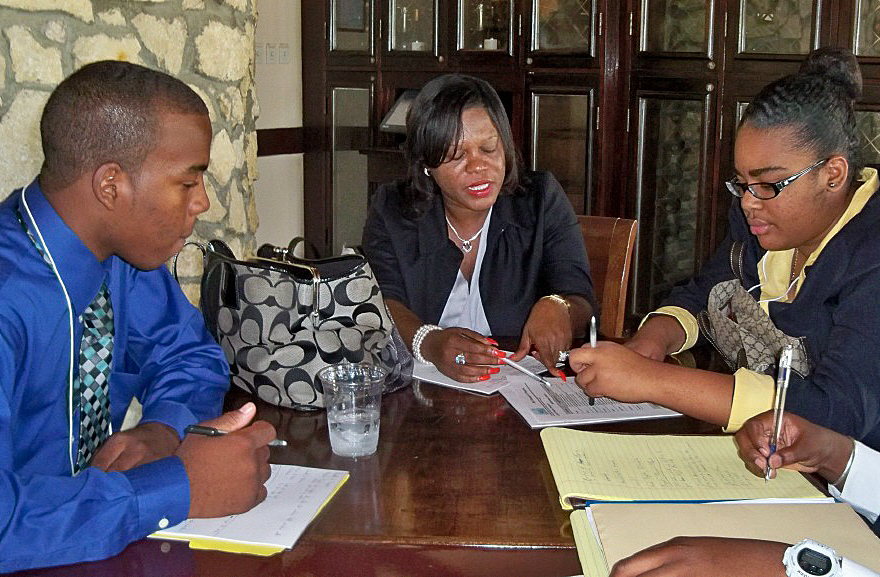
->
[829,182,836,188]
[423,167,431,177]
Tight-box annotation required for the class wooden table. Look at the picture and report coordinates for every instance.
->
[16,368,720,577]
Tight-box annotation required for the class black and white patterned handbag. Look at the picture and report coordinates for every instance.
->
[175,240,413,410]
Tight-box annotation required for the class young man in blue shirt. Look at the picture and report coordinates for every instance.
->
[0,60,276,572]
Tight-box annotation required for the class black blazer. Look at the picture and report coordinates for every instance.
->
[361,171,596,336]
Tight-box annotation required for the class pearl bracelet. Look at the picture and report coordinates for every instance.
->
[412,324,442,364]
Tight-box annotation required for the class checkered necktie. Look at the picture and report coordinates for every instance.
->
[74,283,114,474]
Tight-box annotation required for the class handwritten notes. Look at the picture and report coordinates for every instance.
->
[151,464,349,555]
[541,427,825,509]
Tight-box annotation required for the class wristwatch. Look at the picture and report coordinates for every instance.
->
[784,540,842,577]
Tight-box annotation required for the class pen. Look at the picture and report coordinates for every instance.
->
[457,332,557,393]
[185,424,288,447]
[588,315,597,406]
[765,345,793,481]
[501,356,555,389]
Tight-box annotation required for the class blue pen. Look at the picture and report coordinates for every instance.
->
[765,345,793,481]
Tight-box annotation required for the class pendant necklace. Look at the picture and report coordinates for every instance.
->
[445,214,486,253]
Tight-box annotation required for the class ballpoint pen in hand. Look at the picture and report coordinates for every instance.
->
[765,344,794,481]
[185,424,288,447]
[587,315,597,406]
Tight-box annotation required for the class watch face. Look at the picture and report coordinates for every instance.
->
[797,548,833,576]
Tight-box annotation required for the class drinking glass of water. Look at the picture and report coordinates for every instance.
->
[317,363,386,458]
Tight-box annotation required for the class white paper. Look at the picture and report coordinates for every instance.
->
[413,353,549,395]
[500,378,681,428]
[151,464,348,550]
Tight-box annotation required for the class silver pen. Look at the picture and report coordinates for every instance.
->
[765,345,793,481]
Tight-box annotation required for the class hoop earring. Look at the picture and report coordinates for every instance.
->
[423,167,431,177]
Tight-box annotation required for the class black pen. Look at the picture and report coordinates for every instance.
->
[184,424,287,447]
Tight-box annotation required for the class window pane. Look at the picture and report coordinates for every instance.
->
[641,0,709,54]
[739,0,814,54]
[635,98,704,312]
[391,0,435,52]
[531,93,591,213]
[856,110,880,166]
[333,0,372,52]
[459,0,511,52]
[533,0,592,53]
[854,0,880,57]
[332,87,371,253]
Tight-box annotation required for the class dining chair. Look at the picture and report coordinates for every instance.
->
[577,216,638,338]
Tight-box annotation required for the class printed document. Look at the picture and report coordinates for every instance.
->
[500,377,680,428]
[413,353,548,395]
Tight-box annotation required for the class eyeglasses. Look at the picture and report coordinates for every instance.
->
[725,158,829,200]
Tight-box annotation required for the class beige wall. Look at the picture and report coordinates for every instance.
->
[253,0,304,248]
[0,0,260,303]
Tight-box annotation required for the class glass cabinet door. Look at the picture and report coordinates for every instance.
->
[854,0,880,56]
[332,86,372,253]
[531,92,592,213]
[856,109,880,166]
[390,0,435,52]
[641,0,711,54]
[458,0,512,52]
[532,0,592,53]
[632,96,709,314]
[332,0,373,52]
[738,0,815,54]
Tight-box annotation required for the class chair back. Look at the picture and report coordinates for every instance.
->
[577,216,638,338]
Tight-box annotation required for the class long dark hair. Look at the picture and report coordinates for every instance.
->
[740,47,863,186]
[401,74,521,218]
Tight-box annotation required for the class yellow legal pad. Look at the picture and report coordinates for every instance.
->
[540,427,825,509]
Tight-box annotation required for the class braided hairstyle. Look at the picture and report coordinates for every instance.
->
[740,47,863,186]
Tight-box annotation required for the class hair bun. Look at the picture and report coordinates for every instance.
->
[798,46,863,101]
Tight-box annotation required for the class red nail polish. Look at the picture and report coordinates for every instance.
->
[479,375,490,381]
[490,367,501,374]
[487,338,499,346]
[491,349,506,358]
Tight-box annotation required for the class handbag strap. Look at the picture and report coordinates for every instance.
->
[171,241,207,283]
[729,240,746,282]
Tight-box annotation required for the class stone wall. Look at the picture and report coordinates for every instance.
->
[0,0,259,303]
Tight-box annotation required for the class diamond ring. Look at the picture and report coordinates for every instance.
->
[454,353,467,365]
[557,350,570,363]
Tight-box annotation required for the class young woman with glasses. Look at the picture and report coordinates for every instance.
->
[570,47,880,449]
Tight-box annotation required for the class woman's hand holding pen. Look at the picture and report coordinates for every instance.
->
[735,410,854,482]
[569,341,662,404]
[421,328,504,383]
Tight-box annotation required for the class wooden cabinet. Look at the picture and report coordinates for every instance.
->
[302,0,880,326]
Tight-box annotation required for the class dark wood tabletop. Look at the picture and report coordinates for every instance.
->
[15,351,723,577]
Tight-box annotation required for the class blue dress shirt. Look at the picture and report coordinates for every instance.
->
[0,180,230,571]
